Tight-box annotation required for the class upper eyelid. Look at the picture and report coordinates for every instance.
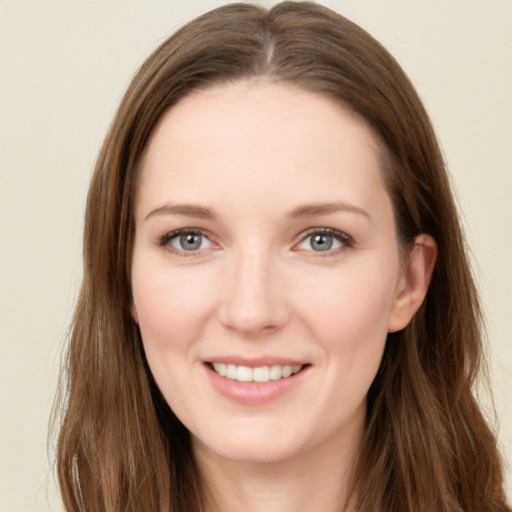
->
[157,226,354,250]
[161,227,212,240]
[292,229,354,258]
[158,228,217,249]
[296,227,353,243]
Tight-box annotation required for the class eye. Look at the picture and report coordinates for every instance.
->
[159,229,214,253]
[296,229,353,253]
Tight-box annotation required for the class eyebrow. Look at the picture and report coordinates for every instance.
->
[144,204,217,221]
[288,202,371,220]
[144,201,370,222]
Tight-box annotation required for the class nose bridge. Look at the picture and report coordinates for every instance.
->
[219,241,288,335]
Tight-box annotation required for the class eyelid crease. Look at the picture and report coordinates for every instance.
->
[291,227,355,257]
[297,227,354,245]
[156,227,218,256]
[155,226,355,257]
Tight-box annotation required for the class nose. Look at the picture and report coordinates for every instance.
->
[217,247,290,337]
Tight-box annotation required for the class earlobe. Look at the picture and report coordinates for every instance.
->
[130,301,139,324]
[387,234,438,333]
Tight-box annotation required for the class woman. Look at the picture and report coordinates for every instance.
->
[53,2,510,511]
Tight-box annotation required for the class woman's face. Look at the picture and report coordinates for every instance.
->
[131,82,417,465]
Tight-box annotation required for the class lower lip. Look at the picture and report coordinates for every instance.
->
[205,364,309,405]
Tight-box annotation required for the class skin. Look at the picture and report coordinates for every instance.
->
[130,81,436,512]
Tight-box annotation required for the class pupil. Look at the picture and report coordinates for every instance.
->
[312,234,332,251]
[181,233,201,250]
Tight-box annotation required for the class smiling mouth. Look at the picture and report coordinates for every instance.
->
[208,363,307,383]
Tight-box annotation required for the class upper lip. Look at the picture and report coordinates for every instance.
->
[204,356,309,367]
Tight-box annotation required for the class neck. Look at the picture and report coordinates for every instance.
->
[193,426,361,512]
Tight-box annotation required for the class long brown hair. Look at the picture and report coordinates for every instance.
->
[52,2,510,511]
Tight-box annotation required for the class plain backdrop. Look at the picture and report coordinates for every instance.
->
[1,1,511,510]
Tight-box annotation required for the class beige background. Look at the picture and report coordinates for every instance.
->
[1,1,510,510]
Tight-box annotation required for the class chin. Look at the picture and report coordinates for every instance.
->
[192,421,305,465]
[200,442,300,466]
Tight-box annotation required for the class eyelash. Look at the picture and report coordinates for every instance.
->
[156,227,354,256]
[295,227,354,256]
[156,228,216,256]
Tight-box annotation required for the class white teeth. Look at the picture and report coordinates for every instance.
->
[213,363,226,376]
[226,364,237,379]
[253,366,270,383]
[236,366,253,382]
[212,363,303,382]
[282,365,292,378]
[269,365,283,380]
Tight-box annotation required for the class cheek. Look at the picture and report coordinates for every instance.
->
[131,261,216,411]
[131,260,216,353]
[300,264,398,348]
[294,256,400,409]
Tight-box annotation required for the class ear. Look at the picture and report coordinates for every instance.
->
[130,300,139,324]
[387,234,438,333]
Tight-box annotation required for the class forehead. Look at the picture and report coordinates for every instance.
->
[147,80,378,153]
[136,81,390,219]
